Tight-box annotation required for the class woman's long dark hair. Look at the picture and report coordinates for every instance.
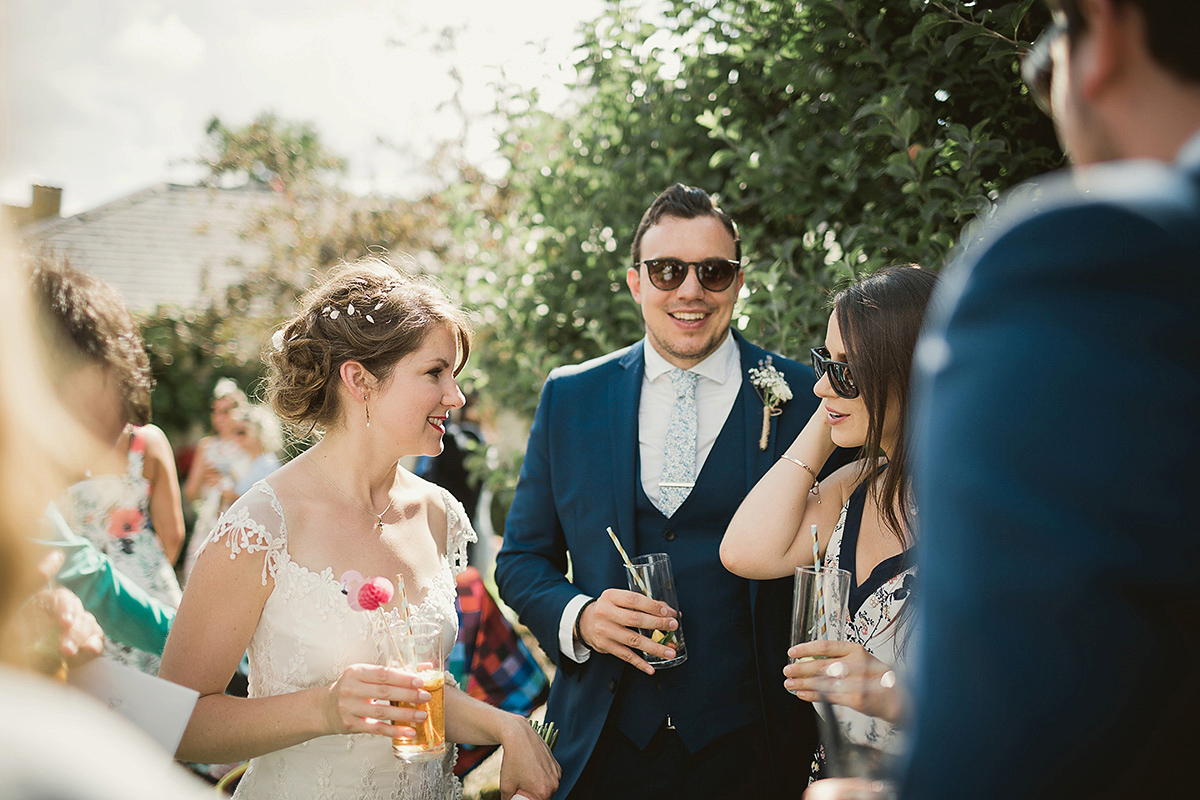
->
[833,265,938,546]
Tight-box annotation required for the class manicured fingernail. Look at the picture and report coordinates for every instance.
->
[414,711,427,721]
[418,691,431,703]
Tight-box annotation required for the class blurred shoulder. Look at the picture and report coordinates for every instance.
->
[963,160,1200,269]
[134,423,173,454]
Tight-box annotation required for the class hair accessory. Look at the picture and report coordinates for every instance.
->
[780,454,821,504]
[271,329,285,352]
[320,298,386,324]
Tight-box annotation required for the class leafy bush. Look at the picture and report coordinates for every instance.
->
[438,0,1060,512]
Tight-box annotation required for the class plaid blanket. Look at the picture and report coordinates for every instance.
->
[449,567,550,776]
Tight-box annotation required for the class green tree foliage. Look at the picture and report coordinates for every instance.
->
[200,112,347,191]
[445,0,1059,430]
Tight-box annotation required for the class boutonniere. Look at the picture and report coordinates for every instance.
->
[749,356,792,450]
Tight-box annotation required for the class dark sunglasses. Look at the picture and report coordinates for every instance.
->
[1021,19,1068,116]
[810,347,859,399]
[641,257,740,292]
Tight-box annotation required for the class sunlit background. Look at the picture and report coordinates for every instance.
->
[1,0,605,215]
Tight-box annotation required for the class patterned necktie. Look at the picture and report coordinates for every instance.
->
[658,368,700,517]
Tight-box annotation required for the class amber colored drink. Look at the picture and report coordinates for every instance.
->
[391,669,446,762]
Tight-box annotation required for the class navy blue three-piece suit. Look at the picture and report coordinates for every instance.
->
[496,331,820,798]
[903,136,1200,798]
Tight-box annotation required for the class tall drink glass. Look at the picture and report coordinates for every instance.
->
[791,565,851,669]
[623,552,686,669]
[385,620,446,763]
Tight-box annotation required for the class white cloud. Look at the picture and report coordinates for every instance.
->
[108,13,206,72]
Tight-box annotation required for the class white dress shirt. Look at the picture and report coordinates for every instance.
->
[559,332,743,661]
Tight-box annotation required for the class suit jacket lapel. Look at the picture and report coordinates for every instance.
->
[737,333,776,494]
[609,342,644,554]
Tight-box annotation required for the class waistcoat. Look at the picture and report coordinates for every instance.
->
[612,389,760,752]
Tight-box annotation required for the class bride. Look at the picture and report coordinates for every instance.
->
[160,258,559,800]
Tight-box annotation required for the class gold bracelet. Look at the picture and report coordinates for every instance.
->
[779,454,822,504]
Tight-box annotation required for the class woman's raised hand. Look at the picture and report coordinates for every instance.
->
[785,640,903,724]
[322,663,431,739]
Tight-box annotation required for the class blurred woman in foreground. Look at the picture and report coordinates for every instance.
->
[0,235,209,798]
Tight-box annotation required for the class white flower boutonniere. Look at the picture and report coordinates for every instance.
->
[749,356,792,450]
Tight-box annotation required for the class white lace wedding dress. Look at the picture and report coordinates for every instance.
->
[205,480,473,800]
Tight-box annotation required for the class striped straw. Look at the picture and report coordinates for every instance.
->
[607,526,649,594]
[396,573,411,635]
[811,524,827,639]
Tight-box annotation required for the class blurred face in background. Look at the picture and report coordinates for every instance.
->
[59,362,125,478]
[212,397,239,438]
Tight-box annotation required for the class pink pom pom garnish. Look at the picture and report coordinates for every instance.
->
[357,577,394,611]
[341,571,365,611]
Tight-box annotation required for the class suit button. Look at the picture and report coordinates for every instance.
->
[664,529,676,541]
[608,678,617,693]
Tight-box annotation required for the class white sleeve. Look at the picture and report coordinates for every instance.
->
[559,593,593,664]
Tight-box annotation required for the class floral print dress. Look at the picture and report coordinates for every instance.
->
[63,426,183,674]
[809,477,916,782]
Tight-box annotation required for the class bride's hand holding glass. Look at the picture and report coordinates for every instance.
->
[323,663,431,739]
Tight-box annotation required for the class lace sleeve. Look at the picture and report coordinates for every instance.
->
[203,481,288,586]
[440,488,478,578]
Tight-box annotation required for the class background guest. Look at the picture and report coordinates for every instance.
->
[180,377,252,581]
[225,402,283,501]
[32,264,185,675]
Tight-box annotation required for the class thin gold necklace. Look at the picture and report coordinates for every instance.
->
[309,455,394,532]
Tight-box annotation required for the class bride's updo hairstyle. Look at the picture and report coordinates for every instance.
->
[267,257,472,432]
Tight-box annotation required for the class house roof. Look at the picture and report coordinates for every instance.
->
[21,183,281,313]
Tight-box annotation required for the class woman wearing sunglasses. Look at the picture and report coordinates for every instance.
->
[721,264,937,783]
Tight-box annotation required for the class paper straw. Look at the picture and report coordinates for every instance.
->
[607,526,649,594]
[396,573,411,635]
[811,524,827,639]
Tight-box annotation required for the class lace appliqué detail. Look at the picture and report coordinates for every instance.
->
[204,484,288,586]
[440,489,476,579]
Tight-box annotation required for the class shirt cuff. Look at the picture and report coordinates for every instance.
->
[559,593,593,664]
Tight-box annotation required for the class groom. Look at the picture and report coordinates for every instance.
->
[496,184,824,799]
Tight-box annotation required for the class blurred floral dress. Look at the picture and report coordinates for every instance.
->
[63,426,183,674]
[181,436,252,581]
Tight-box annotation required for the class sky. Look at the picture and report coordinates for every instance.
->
[1,0,607,216]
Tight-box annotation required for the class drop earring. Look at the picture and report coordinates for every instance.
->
[365,395,371,428]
